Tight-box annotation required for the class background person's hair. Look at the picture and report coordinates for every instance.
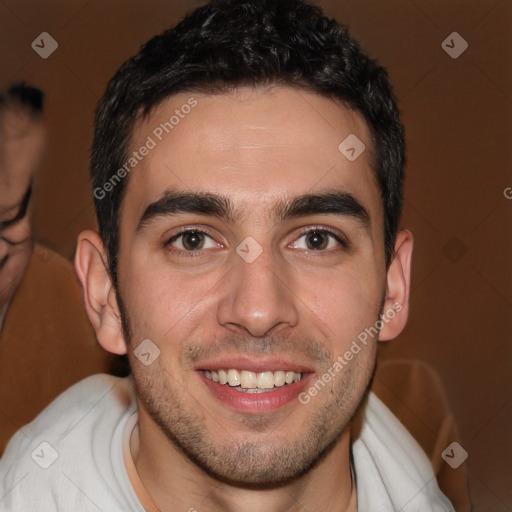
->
[91,0,405,288]
[6,82,45,115]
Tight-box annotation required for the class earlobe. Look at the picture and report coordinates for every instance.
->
[74,230,127,355]
[379,229,413,342]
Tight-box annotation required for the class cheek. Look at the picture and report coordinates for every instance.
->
[119,252,220,343]
[297,265,383,350]
[0,249,31,303]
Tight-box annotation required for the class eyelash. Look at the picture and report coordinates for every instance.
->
[164,226,349,257]
[294,226,349,251]
[164,226,219,258]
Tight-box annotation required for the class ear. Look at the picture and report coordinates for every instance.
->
[74,230,127,355]
[378,229,413,342]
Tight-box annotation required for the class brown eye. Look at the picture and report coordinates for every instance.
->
[166,230,219,252]
[181,231,205,250]
[305,230,329,250]
[291,229,342,251]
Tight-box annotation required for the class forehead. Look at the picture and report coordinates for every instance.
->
[122,86,382,225]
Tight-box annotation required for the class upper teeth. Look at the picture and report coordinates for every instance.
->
[203,369,303,389]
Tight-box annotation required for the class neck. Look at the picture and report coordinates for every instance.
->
[131,412,355,512]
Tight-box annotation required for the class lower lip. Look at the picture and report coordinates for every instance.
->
[198,372,313,413]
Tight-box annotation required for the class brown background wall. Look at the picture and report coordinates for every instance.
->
[1,0,510,510]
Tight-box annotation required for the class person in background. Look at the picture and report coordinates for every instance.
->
[0,83,45,330]
[0,83,111,454]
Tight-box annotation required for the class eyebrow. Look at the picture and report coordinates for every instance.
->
[136,189,371,232]
[277,191,370,229]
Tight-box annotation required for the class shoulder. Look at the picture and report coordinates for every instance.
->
[0,374,138,512]
[12,373,135,443]
[352,391,455,512]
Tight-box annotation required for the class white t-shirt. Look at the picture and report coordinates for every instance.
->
[0,374,454,511]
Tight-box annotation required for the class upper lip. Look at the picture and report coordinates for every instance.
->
[195,355,315,374]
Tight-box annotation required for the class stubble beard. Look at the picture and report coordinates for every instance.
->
[128,339,376,489]
[115,286,379,488]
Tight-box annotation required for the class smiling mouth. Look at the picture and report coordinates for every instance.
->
[202,369,304,393]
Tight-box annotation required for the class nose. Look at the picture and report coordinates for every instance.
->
[216,249,299,338]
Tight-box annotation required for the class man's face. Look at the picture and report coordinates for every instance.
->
[117,87,387,486]
[0,108,44,330]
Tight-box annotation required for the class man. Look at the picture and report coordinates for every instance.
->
[0,1,455,510]
[0,84,46,331]
[0,84,111,453]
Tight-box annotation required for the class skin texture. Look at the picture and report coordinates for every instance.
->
[0,107,46,330]
[76,86,413,512]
